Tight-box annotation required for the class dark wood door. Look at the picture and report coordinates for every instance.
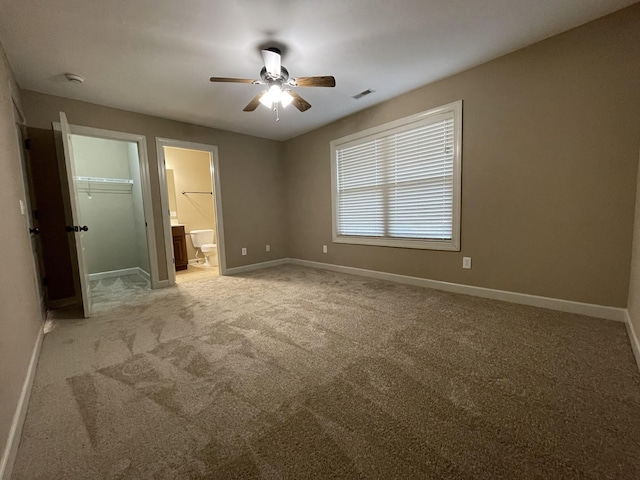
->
[172,226,188,271]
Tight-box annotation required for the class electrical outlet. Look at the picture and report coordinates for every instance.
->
[242,247,247,256]
[322,245,328,254]
[266,244,270,252]
[463,257,472,269]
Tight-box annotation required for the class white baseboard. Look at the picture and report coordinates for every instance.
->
[138,268,150,281]
[625,310,640,371]
[224,258,290,275]
[288,259,626,322]
[88,267,149,282]
[222,257,624,322]
[0,325,44,480]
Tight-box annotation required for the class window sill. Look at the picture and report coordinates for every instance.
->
[333,235,460,251]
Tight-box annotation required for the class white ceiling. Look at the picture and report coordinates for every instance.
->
[0,0,636,141]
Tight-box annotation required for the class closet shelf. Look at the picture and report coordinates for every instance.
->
[74,176,133,185]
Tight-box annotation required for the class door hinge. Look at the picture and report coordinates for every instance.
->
[41,276,48,286]
[33,209,39,220]
[24,138,31,150]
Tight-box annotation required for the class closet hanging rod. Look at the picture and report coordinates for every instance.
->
[74,176,133,184]
[181,191,212,195]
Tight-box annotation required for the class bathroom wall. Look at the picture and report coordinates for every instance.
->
[71,135,148,275]
[127,143,150,274]
[164,147,216,261]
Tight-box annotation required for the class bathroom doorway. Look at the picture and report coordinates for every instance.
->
[157,139,225,285]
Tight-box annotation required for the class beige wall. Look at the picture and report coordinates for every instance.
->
[0,43,43,473]
[21,90,288,279]
[284,5,640,308]
[165,147,216,261]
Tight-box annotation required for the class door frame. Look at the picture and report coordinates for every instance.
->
[53,122,161,289]
[156,138,227,285]
[12,97,47,318]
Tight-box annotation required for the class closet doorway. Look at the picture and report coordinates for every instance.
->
[57,115,158,316]
[157,139,226,285]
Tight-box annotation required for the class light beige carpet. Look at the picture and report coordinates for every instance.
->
[176,263,220,284]
[12,265,640,479]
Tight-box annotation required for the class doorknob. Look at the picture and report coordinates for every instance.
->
[29,227,40,235]
[65,225,89,232]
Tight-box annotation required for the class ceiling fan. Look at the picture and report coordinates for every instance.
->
[210,47,335,118]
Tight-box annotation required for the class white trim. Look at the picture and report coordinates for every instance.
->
[330,100,462,252]
[225,258,290,275]
[155,279,170,289]
[0,326,44,480]
[288,259,626,322]
[624,310,640,371]
[52,122,161,291]
[138,268,151,281]
[156,138,227,285]
[156,139,176,286]
[87,267,150,282]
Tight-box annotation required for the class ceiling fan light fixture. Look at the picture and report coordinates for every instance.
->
[260,84,293,109]
[210,45,334,114]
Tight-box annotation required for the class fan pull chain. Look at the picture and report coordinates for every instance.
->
[274,103,280,122]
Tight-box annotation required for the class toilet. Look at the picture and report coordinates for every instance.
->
[189,229,218,267]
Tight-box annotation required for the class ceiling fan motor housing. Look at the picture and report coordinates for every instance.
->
[260,66,289,84]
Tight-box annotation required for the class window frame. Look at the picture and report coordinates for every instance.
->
[330,100,462,251]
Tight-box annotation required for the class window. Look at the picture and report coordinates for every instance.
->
[331,100,462,251]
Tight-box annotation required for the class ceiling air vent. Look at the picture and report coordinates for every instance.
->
[352,89,375,100]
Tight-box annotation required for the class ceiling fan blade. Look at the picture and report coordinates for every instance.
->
[243,91,266,111]
[261,49,281,77]
[290,76,336,87]
[287,90,312,112]
[210,77,258,84]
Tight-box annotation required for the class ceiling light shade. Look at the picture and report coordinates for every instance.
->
[268,84,283,102]
[280,90,293,108]
[259,85,281,108]
[259,94,273,108]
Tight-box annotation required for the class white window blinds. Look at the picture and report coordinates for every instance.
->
[331,101,461,251]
